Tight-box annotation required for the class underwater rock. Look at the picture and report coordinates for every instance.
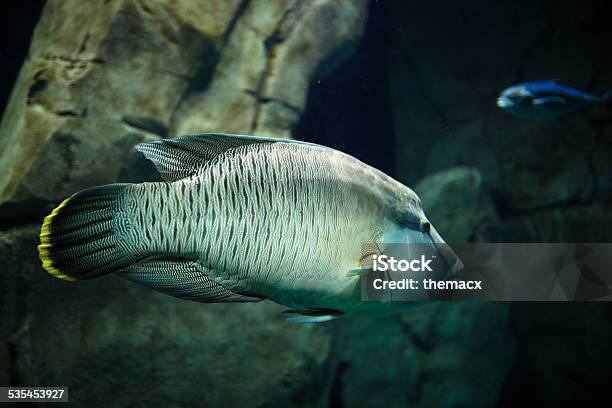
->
[173,0,367,137]
[0,225,333,406]
[0,0,233,206]
[0,0,366,209]
[504,302,612,406]
[398,303,515,407]
[414,166,500,243]
[334,303,515,408]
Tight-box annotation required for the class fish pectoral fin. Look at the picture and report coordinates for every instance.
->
[117,256,265,303]
[282,308,343,323]
[134,133,318,182]
[347,267,372,277]
[532,96,567,105]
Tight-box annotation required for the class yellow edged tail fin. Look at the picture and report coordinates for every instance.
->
[39,197,77,281]
[38,183,140,281]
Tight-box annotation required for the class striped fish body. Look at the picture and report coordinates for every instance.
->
[120,142,399,311]
[39,134,461,320]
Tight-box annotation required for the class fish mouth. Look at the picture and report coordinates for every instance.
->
[496,97,512,108]
[381,222,464,278]
[428,225,464,278]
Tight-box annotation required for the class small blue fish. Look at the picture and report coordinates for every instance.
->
[496,80,611,119]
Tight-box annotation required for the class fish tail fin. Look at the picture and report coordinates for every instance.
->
[38,184,141,281]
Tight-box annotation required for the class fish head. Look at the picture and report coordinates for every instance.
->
[496,84,535,116]
[378,202,463,281]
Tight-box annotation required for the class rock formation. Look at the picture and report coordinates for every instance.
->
[0,0,366,207]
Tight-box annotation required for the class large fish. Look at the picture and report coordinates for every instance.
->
[39,134,461,322]
[496,80,611,119]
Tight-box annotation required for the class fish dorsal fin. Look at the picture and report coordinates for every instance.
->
[135,133,302,181]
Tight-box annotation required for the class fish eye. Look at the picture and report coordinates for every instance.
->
[419,220,431,234]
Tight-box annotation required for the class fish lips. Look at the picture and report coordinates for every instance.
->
[381,225,464,301]
[381,224,463,280]
[428,225,464,278]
